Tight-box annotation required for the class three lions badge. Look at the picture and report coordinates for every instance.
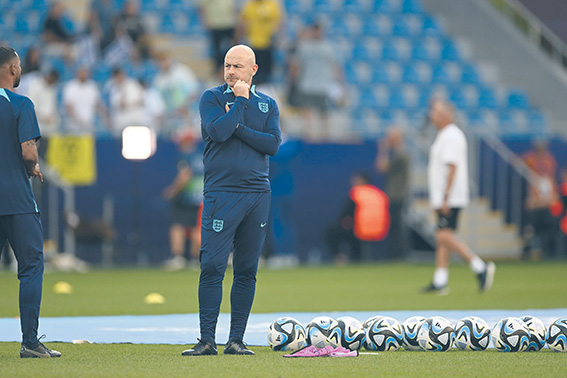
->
[213,219,224,232]
[258,102,269,113]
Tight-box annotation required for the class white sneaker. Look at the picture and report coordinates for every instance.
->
[163,256,186,271]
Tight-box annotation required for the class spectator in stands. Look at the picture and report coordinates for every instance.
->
[105,67,146,136]
[140,79,166,133]
[236,0,282,85]
[18,46,43,95]
[375,126,410,260]
[88,0,117,54]
[62,67,105,134]
[42,1,75,46]
[152,51,200,135]
[522,139,560,259]
[289,22,344,139]
[27,70,61,137]
[325,172,390,264]
[199,0,237,79]
[116,0,150,60]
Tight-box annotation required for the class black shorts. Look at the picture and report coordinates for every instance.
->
[436,208,461,230]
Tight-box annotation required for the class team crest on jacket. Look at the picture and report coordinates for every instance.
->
[258,102,269,113]
[213,219,224,232]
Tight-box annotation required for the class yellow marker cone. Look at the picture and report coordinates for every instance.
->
[53,281,73,294]
[144,293,165,304]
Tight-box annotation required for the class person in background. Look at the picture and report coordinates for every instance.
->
[375,126,410,260]
[62,66,105,134]
[116,0,150,60]
[522,139,559,259]
[325,172,390,264]
[41,1,75,58]
[105,67,146,136]
[152,51,200,135]
[27,69,61,137]
[290,22,344,139]
[199,0,237,80]
[422,99,495,294]
[162,131,204,271]
[0,45,61,358]
[236,0,282,86]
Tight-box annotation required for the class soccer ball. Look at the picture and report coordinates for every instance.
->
[329,316,365,351]
[402,316,426,351]
[492,317,530,352]
[417,316,455,352]
[454,316,491,351]
[306,316,339,349]
[364,316,404,351]
[362,315,383,330]
[267,317,307,352]
[547,317,567,352]
[520,315,547,352]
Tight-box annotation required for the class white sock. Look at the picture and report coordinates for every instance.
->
[433,268,449,288]
[470,256,486,274]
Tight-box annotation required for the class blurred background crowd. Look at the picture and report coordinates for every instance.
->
[1,0,566,270]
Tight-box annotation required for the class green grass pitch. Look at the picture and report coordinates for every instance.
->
[1,262,566,377]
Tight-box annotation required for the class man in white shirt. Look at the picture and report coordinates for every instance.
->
[423,99,495,294]
[62,67,104,134]
[27,70,61,136]
[105,67,146,135]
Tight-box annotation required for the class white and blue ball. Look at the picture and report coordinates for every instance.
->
[492,317,530,352]
[364,316,404,351]
[547,317,567,352]
[267,317,307,352]
[417,316,455,352]
[454,316,491,351]
[306,316,339,349]
[402,316,426,351]
[329,316,365,351]
[520,315,547,352]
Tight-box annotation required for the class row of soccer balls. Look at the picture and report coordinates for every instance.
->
[267,315,567,353]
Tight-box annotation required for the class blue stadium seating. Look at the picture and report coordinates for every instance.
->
[372,0,393,14]
[401,65,421,84]
[440,39,461,61]
[506,89,530,110]
[477,88,499,109]
[460,63,481,85]
[402,0,423,14]
[381,40,400,61]
[421,15,442,37]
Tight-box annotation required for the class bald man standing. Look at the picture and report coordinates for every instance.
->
[0,46,61,358]
[423,99,495,295]
[182,45,281,356]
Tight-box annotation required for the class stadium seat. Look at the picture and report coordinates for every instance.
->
[13,16,31,34]
[449,87,468,110]
[357,89,378,109]
[344,0,366,14]
[329,17,351,38]
[401,65,421,84]
[381,40,400,61]
[159,13,177,34]
[169,0,189,11]
[401,0,424,14]
[431,64,451,84]
[351,44,372,62]
[410,42,431,61]
[506,89,530,110]
[388,89,407,109]
[392,18,411,37]
[312,0,335,14]
[141,0,162,11]
[362,18,382,37]
[30,0,48,10]
[440,40,461,62]
[460,63,481,85]
[372,0,393,14]
[477,88,499,109]
[421,15,442,37]
[372,64,392,84]
[527,110,547,131]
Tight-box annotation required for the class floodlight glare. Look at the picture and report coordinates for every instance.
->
[122,126,156,160]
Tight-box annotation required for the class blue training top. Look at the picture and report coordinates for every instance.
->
[0,88,41,216]
[200,83,281,192]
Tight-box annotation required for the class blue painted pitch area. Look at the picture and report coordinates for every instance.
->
[1,309,566,346]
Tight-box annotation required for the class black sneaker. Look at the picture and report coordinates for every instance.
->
[420,283,450,296]
[478,261,495,293]
[182,339,217,356]
[20,335,62,358]
[224,340,255,355]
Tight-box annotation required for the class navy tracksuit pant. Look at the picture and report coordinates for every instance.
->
[0,213,44,347]
[198,191,270,343]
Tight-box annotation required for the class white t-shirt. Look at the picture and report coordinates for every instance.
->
[63,79,101,134]
[428,123,470,209]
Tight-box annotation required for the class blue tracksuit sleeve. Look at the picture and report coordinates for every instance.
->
[233,102,281,156]
[200,90,247,142]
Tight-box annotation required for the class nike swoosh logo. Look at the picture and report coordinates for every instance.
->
[260,223,267,227]
[226,102,234,106]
